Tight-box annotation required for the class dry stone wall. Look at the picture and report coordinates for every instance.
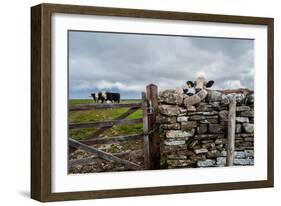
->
[158,89,254,169]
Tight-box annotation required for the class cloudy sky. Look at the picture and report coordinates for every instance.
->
[68,31,254,99]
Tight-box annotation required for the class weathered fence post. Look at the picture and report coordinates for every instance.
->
[146,84,160,169]
[227,99,237,166]
[142,92,150,169]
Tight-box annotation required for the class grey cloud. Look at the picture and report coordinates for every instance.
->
[68,31,254,99]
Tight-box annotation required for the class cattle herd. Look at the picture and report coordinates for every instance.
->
[90,92,120,103]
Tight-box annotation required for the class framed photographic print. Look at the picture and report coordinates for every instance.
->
[31,3,274,202]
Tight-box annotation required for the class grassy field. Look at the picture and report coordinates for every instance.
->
[69,99,143,140]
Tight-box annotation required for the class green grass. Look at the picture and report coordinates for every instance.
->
[69,99,141,106]
[69,99,143,140]
[68,99,93,106]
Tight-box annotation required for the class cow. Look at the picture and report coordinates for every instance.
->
[89,93,98,102]
[181,76,214,107]
[104,92,120,103]
[90,92,120,103]
[183,76,214,95]
[182,76,254,106]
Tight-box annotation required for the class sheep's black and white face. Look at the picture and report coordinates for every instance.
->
[187,76,214,93]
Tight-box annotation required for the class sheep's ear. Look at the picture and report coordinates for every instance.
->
[206,80,214,88]
[186,81,194,87]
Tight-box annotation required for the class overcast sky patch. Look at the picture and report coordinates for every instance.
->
[68,31,254,99]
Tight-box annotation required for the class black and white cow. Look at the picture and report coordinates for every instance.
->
[90,92,120,103]
[181,76,254,106]
[105,92,120,103]
[183,76,214,95]
[89,93,98,102]
[184,76,255,105]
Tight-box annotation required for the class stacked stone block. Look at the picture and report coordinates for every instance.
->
[158,90,254,169]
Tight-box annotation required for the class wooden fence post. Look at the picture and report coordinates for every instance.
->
[227,100,237,166]
[146,84,160,169]
[142,92,150,169]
